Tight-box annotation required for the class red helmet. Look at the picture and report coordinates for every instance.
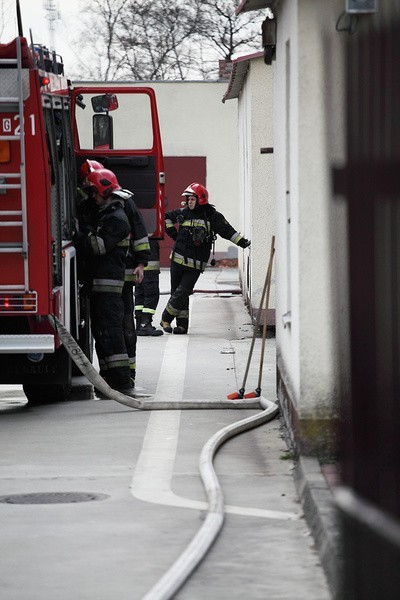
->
[84,168,121,197]
[79,159,104,182]
[182,182,209,205]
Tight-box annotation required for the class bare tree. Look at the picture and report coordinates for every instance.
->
[198,1,262,60]
[77,0,130,80]
[76,0,265,81]
[193,0,264,79]
[118,0,204,80]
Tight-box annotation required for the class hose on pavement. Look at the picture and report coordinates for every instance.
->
[49,315,279,599]
[142,396,279,600]
[49,315,262,410]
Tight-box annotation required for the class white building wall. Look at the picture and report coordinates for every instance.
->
[74,81,241,258]
[274,0,301,407]
[237,57,275,319]
[249,58,275,320]
[237,76,252,294]
[274,0,347,424]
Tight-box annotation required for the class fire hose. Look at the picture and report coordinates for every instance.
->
[142,397,278,600]
[48,315,263,411]
[48,315,279,599]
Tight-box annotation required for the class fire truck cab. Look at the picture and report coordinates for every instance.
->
[0,36,165,404]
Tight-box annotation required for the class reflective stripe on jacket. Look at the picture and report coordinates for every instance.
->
[143,239,161,273]
[164,205,245,272]
[123,195,151,281]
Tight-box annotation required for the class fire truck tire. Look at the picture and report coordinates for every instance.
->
[23,383,72,405]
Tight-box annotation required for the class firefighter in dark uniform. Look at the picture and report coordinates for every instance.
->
[73,168,134,396]
[135,238,163,336]
[161,182,251,334]
[117,188,151,376]
[78,160,150,384]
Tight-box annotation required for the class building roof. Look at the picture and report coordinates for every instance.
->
[236,0,278,15]
[222,51,264,103]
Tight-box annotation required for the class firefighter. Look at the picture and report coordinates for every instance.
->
[135,238,163,336]
[161,182,251,334]
[78,160,150,384]
[116,187,151,377]
[73,168,134,396]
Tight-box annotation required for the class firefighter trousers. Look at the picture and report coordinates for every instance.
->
[135,271,160,324]
[90,291,131,389]
[161,262,201,331]
[121,282,137,380]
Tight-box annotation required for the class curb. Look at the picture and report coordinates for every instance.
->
[293,455,342,599]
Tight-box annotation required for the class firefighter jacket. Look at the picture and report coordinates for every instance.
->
[123,194,151,283]
[165,204,247,272]
[144,239,161,273]
[73,198,130,294]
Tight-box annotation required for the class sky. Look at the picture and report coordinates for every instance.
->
[1,0,81,75]
[1,0,269,81]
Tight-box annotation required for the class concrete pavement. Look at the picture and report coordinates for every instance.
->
[0,267,331,599]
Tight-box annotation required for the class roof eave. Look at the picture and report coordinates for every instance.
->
[222,51,264,103]
[236,0,279,15]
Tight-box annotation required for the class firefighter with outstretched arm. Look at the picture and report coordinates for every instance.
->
[161,182,250,334]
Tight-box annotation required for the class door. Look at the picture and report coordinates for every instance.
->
[71,87,165,238]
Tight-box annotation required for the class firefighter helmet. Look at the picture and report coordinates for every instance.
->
[181,182,209,205]
[84,168,121,197]
[79,159,103,182]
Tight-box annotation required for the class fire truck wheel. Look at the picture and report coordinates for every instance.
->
[22,383,72,405]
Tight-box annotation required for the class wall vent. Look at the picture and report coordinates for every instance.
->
[346,0,377,13]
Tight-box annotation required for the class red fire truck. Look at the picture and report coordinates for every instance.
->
[0,35,165,404]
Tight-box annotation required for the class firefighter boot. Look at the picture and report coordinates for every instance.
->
[173,326,187,334]
[173,316,188,335]
[160,320,173,333]
[138,314,163,336]
[117,384,137,398]
[96,379,135,400]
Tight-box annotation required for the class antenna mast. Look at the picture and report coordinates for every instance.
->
[42,0,60,50]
